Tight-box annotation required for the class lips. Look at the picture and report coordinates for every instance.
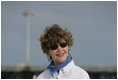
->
[56,53,64,57]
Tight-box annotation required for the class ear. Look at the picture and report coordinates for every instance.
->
[47,54,52,62]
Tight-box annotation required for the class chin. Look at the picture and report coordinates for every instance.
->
[58,56,68,63]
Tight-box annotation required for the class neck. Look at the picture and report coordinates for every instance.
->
[53,61,63,66]
[53,57,68,66]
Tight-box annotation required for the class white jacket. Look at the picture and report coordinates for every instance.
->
[37,60,90,79]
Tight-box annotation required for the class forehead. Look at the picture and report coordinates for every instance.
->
[57,39,66,43]
[49,38,66,47]
[51,39,66,45]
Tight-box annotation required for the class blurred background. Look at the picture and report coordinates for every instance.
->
[1,1,117,79]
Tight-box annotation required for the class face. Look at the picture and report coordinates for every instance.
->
[48,39,69,66]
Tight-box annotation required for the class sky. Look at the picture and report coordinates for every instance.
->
[1,1,117,67]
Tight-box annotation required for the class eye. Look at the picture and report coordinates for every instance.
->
[60,42,67,48]
[50,45,58,50]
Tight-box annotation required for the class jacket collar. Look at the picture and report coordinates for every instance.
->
[48,56,72,77]
[60,60,75,75]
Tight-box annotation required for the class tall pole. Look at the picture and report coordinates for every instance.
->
[26,11,31,68]
[23,10,34,70]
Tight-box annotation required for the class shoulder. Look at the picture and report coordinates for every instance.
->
[37,69,50,79]
[72,65,90,79]
[64,60,90,79]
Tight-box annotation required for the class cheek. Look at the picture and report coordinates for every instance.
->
[65,46,69,53]
[48,50,56,58]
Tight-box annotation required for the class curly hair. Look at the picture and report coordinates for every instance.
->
[39,24,74,54]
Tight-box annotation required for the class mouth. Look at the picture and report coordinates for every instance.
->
[56,53,65,57]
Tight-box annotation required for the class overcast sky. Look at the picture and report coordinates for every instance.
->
[1,1,117,67]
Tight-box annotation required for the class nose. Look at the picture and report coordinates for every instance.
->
[57,45,62,51]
